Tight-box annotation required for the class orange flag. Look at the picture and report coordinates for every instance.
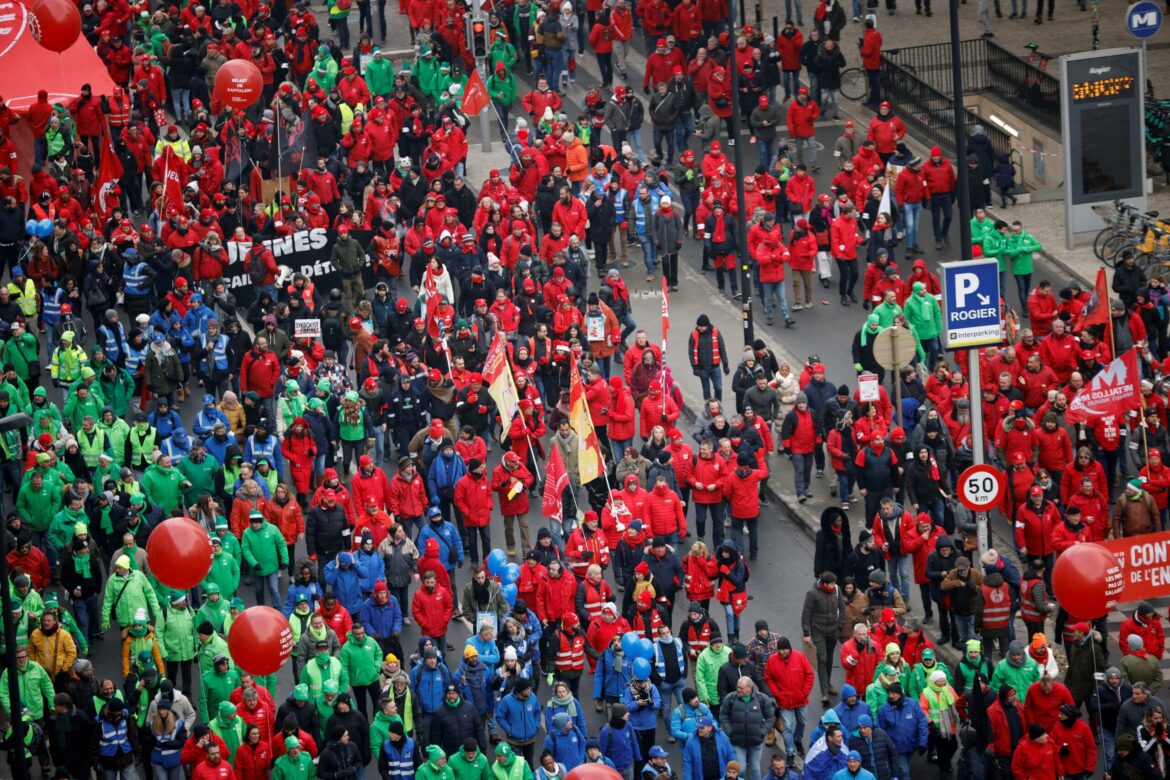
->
[461,68,491,116]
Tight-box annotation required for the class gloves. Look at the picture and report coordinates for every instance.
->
[253,563,263,576]
[862,299,871,311]
[101,620,110,633]
[309,554,318,562]
[547,673,555,685]
[853,362,863,372]
[1059,744,1070,757]
[581,550,594,560]
[478,406,488,414]
[644,85,651,95]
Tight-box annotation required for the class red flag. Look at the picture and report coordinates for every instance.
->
[542,444,568,522]
[425,293,441,341]
[1065,347,1143,424]
[159,147,184,218]
[1079,268,1111,333]
[94,130,123,220]
[661,276,670,349]
[461,69,490,116]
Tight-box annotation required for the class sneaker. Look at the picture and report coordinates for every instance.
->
[852,14,861,20]
[785,318,796,328]
[799,495,807,503]
[403,617,412,626]
[805,491,814,499]
[760,495,771,506]
[842,501,851,509]
[816,469,825,478]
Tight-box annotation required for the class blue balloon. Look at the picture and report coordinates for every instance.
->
[486,549,509,577]
[501,582,518,606]
[621,633,640,657]
[36,219,52,238]
[634,638,655,660]
[632,657,652,679]
[501,563,521,585]
[24,219,36,236]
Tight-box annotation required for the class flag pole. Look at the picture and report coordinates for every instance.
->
[160,151,171,222]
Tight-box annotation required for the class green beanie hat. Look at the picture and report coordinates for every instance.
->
[218,701,236,719]
[293,684,310,702]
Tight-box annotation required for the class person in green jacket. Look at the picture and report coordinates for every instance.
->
[1006,220,1042,311]
[970,208,996,248]
[101,554,162,633]
[449,739,491,780]
[159,592,197,696]
[866,664,900,715]
[418,744,456,780]
[871,289,904,329]
[141,453,189,516]
[200,653,242,722]
[988,641,1040,703]
[242,511,288,607]
[50,330,89,389]
[489,37,517,73]
[273,735,317,780]
[365,48,395,98]
[98,363,136,418]
[487,62,517,129]
[324,0,351,49]
[278,381,308,431]
[213,518,244,563]
[15,470,54,537]
[903,281,943,367]
[1,321,39,386]
[0,366,31,409]
[210,700,246,762]
[694,637,732,707]
[980,219,1011,294]
[338,624,382,714]
[63,383,103,431]
[203,538,242,598]
[301,641,349,698]
[314,680,341,738]
[196,621,231,678]
[28,386,63,430]
[415,46,440,100]
[0,644,55,721]
[178,439,218,506]
[490,743,533,780]
[197,583,233,632]
[99,407,132,467]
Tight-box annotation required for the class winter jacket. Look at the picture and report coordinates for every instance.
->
[876,696,928,755]
[718,687,775,747]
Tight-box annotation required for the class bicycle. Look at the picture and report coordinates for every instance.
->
[840,67,868,101]
[1093,200,1162,265]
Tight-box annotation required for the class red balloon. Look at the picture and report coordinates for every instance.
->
[228,607,295,676]
[145,518,213,590]
[566,767,623,780]
[1051,542,1124,619]
[29,0,81,53]
[214,59,263,109]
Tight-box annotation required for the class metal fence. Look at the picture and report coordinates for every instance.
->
[877,58,1014,165]
[882,38,1062,134]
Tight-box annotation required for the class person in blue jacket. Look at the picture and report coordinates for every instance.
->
[846,715,897,780]
[160,426,192,463]
[594,637,632,719]
[543,712,586,770]
[243,418,284,474]
[417,505,465,577]
[833,685,870,735]
[544,679,587,738]
[598,703,642,777]
[454,644,497,730]
[804,723,851,780]
[283,559,324,616]
[808,707,842,745]
[670,687,716,746]
[353,529,386,596]
[876,684,928,780]
[409,645,453,739]
[831,750,877,780]
[359,581,403,656]
[323,551,365,615]
[193,394,230,438]
[377,720,414,780]
[149,397,183,441]
[622,663,661,763]
[427,440,467,522]
[496,676,544,766]
[682,716,734,780]
[582,738,618,770]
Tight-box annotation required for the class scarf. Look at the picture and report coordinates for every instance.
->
[549,692,578,719]
[73,552,92,578]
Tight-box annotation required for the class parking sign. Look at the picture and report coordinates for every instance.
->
[941,260,1002,349]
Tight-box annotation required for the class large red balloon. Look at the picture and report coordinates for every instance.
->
[228,607,295,676]
[145,517,213,590]
[28,0,81,53]
[1051,542,1124,619]
[566,767,623,780]
[214,59,263,109]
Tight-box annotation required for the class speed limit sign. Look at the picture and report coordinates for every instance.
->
[958,465,1006,511]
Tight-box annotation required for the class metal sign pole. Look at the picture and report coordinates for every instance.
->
[472,0,492,153]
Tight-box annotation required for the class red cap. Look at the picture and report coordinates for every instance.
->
[656,38,667,47]
[348,317,363,331]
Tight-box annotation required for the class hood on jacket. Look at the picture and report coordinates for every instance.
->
[820,507,852,541]
[424,538,440,558]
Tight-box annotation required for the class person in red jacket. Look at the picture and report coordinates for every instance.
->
[565,512,611,577]
[491,451,535,556]
[1050,703,1096,778]
[387,458,429,537]
[865,102,906,165]
[894,156,929,257]
[607,376,637,461]
[1120,603,1166,660]
[239,339,281,417]
[831,205,864,306]
[859,19,883,106]
[640,380,681,439]
[1023,673,1074,733]
[785,87,820,171]
[350,454,392,513]
[921,146,957,250]
[780,392,823,503]
[1048,505,1090,559]
[987,684,1027,776]
[1014,484,1060,567]
[764,637,815,759]
[411,569,454,643]
[644,475,686,545]
[1011,723,1063,780]
[723,452,767,560]
[453,459,493,565]
[691,440,726,545]
[838,622,881,696]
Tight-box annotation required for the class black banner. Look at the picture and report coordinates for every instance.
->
[224,227,378,307]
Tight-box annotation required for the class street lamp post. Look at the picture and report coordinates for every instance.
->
[726,6,756,347]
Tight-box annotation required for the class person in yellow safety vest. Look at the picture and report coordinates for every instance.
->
[8,267,37,317]
[50,331,88,389]
[153,124,192,162]
[299,638,349,698]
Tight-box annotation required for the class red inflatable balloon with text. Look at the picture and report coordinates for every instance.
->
[1051,541,1124,619]
[145,517,214,590]
[228,607,295,676]
[213,59,263,109]
[566,766,623,780]
[28,0,82,53]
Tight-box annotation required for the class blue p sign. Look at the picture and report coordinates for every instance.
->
[1127,1,1162,39]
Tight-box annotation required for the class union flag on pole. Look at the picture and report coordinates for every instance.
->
[94,130,123,220]
[1079,267,1111,333]
[542,444,568,522]
[661,276,670,350]
[482,332,522,443]
[569,353,605,483]
[1065,347,1143,424]
[159,147,185,218]
[461,68,490,116]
